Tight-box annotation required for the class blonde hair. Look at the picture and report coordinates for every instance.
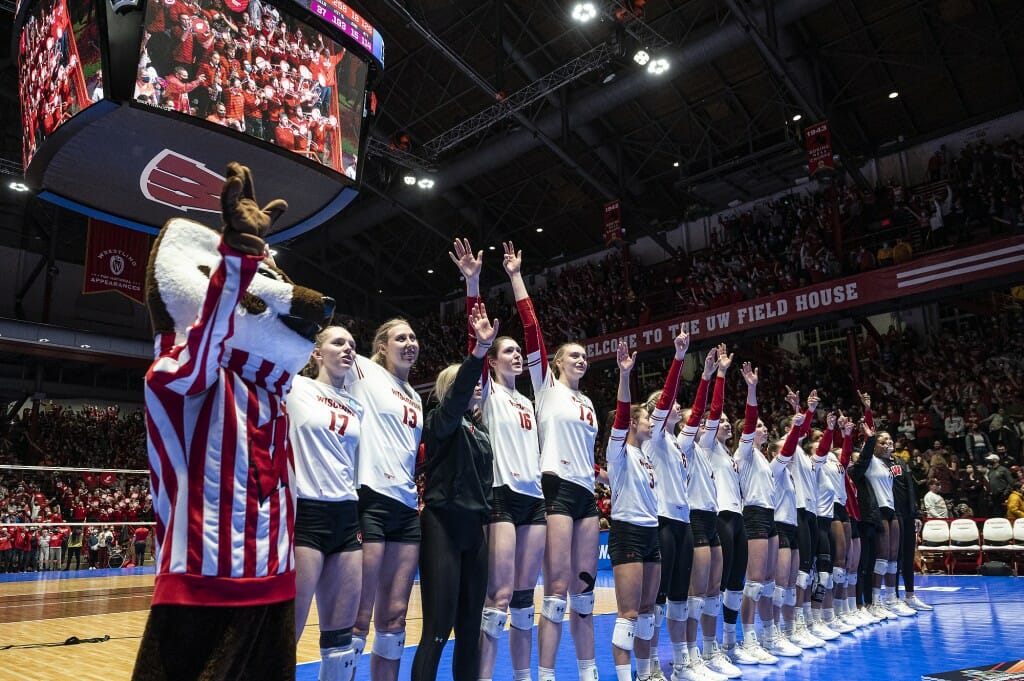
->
[371,318,413,368]
[431,364,460,404]
[644,390,661,416]
[550,342,585,379]
[300,324,348,378]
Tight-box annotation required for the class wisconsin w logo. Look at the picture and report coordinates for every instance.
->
[140,149,224,213]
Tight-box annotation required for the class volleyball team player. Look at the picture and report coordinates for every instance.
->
[450,240,549,681]
[347,318,423,681]
[289,325,364,681]
[766,410,804,657]
[605,341,664,681]
[641,331,692,681]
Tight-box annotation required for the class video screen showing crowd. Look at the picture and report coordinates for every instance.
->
[135,0,367,179]
[17,0,102,167]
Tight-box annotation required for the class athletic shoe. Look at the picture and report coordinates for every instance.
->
[725,641,760,665]
[650,665,668,681]
[809,620,840,641]
[828,616,856,634]
[672,659,726,681]
[859,606,882,623]
[703,642,742,679]
[790,621,825,648]
[749,641,779,664]
[905,595,934,611]
[839,611,862,629]
[765,626,802,657]
[869,603,895,621]
[888,599,917,617]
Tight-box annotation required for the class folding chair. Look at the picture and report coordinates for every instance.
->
[981,518,1015,574]
[917,519,951,575]
[948,518,981,574]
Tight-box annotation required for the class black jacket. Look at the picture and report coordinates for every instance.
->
[848,436,882,528]
[891,458,918,518]
[421,354,494,517]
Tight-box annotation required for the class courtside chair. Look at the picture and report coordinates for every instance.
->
[948,518,982,574]
[980,517,1015,574]
[918,519,951,575]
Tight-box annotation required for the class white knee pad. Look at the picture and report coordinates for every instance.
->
[887,561,899,575]
[654,603,665,627]
[635,613,656,641]
[741,581,763,602]
[686,596,705,621]
[371,631,405,661]
[319,646,355,681]
[667,599,688,621]
[541,596,567,623]
[772,585,785,607]
[723,589,744,610]
[612,617,636,651]
[570,591,595,617]
[846,572,858,587]
[796,571,811,589]
[481,607,508,639]
[832,567,847,586]
[818,571,833,590]
[784,587,797,607]
[509,605,535,631]
[703,595,722,617]
[762,581,775,599]
[873,559,888,576]
[352,635,366,657]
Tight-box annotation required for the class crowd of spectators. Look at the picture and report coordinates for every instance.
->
[0,404,147,469]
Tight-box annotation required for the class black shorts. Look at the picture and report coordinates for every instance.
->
[542,474,599,520]
[358,487,421,543]
[850,519,860,540]
[777,522,799,549]
[742,505,777,540]
[489,485,547,526]
[833,503,850,523]
[609,520,660,565]
[879,507,895,522]
[689,509,721,548]
[295,498,362,554]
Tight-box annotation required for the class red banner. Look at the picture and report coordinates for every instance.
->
[582,237,1024,362]
[603,199,623,246]
[804,120,833,176]
[82,219,149,304]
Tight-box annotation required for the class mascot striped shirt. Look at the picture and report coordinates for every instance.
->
[145,242,295,607]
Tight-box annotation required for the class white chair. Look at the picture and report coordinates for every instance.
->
[981,518,1015,571]
[917,519,951,574]
[948,518,981,574]
[1013,518,1024,575]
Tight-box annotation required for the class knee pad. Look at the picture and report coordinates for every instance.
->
[320,628,353,649]
[579,571,596,593]
[818,571,833,590]
[371,631,405,661]
[319,645,355,681]
[703,594,722,617]
[612,617,636,651]
[636,613,656,641]
[667,599,688,622]
[541,596,567,623]
[873,559,888,576]
[653,603,665,627]
[481,607,508,639]
[762,580,775,599]
[722,589,743,610]
[741,581,763,602]
[886,561,898,575]
[796,571,811,590]
[846,572,858,587]
[816,553,833,575]
[352,635,366,657]
[510,589,535,630]
[784,587,797,607]
[772,585,785,608]
[686,596,705,621]
[832,567,847,586]
[570,591,595,617]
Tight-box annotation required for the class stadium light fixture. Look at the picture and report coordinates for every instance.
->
[571,2,598,23]
[673,161,680,167]
[417,178,435,189]
[791,114,802,122]
[647,57,669,75]
[888,91,899,99]
[536,227,544,233]
[427,269,434,274]
[633,49,650,66]
[8,181,29,192]
[403,174,417,185]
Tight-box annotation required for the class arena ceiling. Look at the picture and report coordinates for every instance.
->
[1,0,1023,324]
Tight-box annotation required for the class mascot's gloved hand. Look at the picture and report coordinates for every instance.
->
[221,162,288,255]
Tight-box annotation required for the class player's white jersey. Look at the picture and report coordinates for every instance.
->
[866,455,895,510]
[791,444,817,511]
[737,433,775,511]
[771,456,798,526]
[482,380,543,498]
[608,405,658,527]
[288,375,363,501]
[682,425,718,513]
[537,376,598,492]
[705,436,742,515]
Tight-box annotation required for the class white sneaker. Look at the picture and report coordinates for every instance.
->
[749,641,779,664]
[859,606,881,623]
[809,620,840,641]
[725,641,760,665]
[791,621,825,648]
[839,611,861,629]
[670,663,702,681]
[650,664,668,681]
[765,626,802,657]
[828,616,856,634]
[905,595,934,611]
[673,658,726,681]
[889,599,917,617]
[703,643,742,679]
[870,603,897,620]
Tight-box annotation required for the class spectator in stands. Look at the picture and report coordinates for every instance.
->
[960,463,990,518]
[1006,482,1024,522]
[987,453,1016,510]
[945,408,965,447]
[922,482,948,519]
[892,238,913,265]
[965,425,992,466]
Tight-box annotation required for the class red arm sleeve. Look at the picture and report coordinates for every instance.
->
[781,423,802,457]
[743,403,758,435]
[840,432,854,467]
[708,376,725,421]
[799,408,814,437]
[686,377,710,428]
[614,400,631,430]
[657,358,683,411]
[864,407,875,430]
[816,427,834,457]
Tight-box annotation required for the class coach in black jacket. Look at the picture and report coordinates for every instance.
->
[412,306,496,681]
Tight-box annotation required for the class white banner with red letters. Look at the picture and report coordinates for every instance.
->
[582,237,1024,362]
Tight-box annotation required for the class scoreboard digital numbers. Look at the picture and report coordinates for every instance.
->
[305,0,384,66]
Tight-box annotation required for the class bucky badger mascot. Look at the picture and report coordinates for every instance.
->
[132,163,333,680]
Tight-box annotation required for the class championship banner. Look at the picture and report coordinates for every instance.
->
[582,237,1024,362]
[804,120,833,176]
[82,219,149,304]
[603,199,623,245]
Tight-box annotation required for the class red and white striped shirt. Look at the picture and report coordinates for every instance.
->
[145,242,296,607]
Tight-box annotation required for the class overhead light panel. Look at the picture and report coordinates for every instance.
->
[403,174,417,185]
[9,181,29,192]
[791,114,802,122]
[417,178,435,189]
[647,58,669,75]
[888,91,899,99]
[633,49,650,66]
[571,2,598,23]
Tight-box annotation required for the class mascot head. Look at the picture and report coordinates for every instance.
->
[145,163,334,377]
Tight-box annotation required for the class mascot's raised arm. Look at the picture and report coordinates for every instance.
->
[133,163,334,681]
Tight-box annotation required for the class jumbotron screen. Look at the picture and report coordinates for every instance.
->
[18,0,103,169]
[134,0,368,179]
